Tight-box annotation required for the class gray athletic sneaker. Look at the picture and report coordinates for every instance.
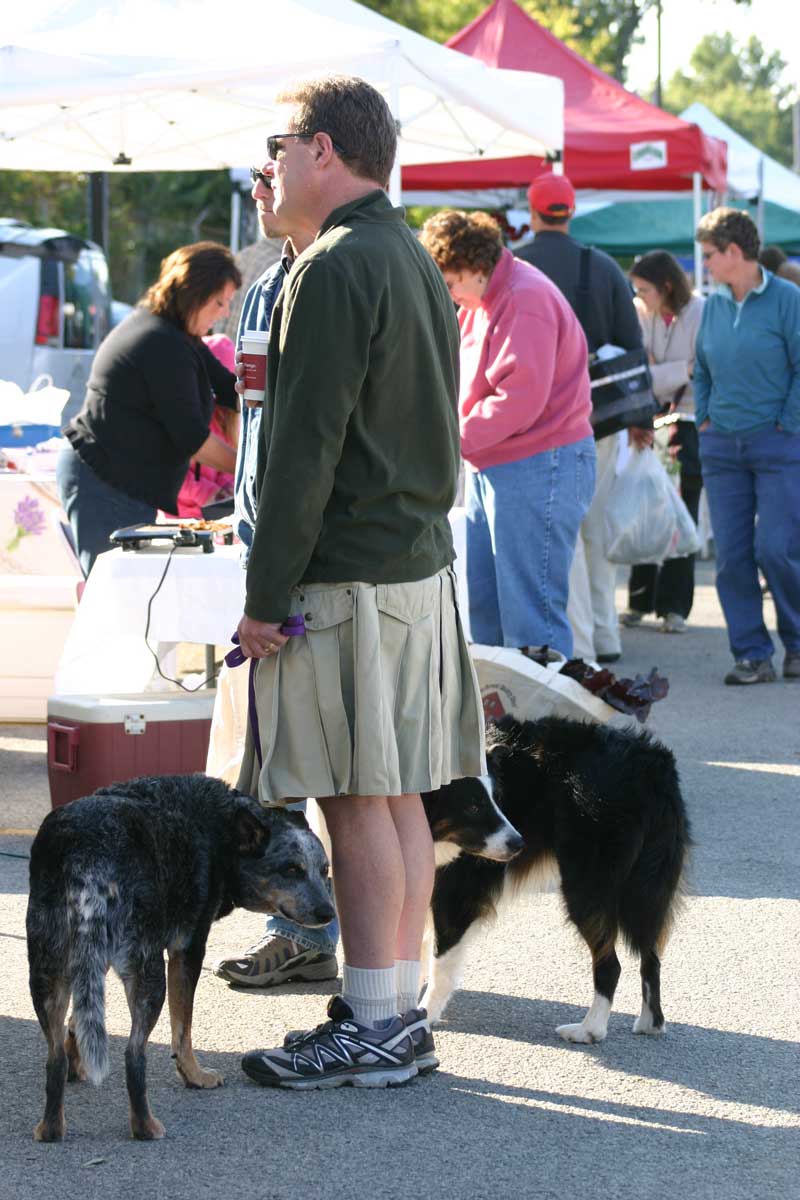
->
[284,1005,438,1073]
[724,659,776,686]
[403,1007,439,1074]
[241,996,417,1090]
[213,933,338,988]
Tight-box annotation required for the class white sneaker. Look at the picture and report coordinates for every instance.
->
[662,613,687,634]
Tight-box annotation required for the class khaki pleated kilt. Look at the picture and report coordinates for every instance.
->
[236,567,486,805]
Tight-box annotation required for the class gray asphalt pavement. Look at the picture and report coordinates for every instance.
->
[1,560,798,1200]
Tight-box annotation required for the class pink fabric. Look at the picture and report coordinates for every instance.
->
[458,249,593,471]
[174,334,237,518]
[202,333,236,373]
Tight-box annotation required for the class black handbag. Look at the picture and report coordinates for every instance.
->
[588,348,658,440]
[575,247,658,440]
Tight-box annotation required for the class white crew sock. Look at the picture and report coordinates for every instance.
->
[342,964,398,1027]
[395,959,421,1015]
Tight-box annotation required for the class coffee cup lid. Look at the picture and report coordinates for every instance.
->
[241,330,268,345]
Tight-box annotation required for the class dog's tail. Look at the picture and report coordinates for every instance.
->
[67,880,109,1084]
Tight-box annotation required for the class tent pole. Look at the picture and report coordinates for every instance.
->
[388,48,402,206]
[229,187,242,254]
[756,156,765,240]
[87,172,108,251]
[692,172,703,292]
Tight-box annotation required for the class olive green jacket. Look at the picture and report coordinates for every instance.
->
[245,190,460,622]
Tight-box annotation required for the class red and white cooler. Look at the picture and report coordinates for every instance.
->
[47,691,216,809]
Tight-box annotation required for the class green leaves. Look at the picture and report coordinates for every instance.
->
[663,32,793,167]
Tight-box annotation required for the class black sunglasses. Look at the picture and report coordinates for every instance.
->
[266,132,348,160]
[249,166,272,189]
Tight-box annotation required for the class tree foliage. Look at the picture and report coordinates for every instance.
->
[360,0,650,82]
[663,33,794,167]
[0,169,231,302]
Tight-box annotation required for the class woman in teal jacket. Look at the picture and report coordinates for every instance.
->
[694,207,800,686]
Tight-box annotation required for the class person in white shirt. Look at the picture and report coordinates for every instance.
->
[623,250,705,635]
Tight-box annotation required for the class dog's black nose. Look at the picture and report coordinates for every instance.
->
[507,834,525,857]
[315,906,335,925]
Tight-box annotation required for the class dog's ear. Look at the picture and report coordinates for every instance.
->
[487,742,513,776]
[235,807,271,856]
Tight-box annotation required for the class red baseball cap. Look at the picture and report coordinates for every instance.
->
[527,173,576,218]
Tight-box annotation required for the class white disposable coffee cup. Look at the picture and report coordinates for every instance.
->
[241,330,269,404]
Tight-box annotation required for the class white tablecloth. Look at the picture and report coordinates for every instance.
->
[53,513,469,697]
[54,544,245,695]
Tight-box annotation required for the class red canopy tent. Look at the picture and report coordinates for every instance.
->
[401,0,727,192]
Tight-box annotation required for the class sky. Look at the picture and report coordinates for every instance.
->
[626,0,800,96]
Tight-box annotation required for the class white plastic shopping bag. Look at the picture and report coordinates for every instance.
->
[666,481,702,557]
[0,374,70,428]
[604,448,677,564]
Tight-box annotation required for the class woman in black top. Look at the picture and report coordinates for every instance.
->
[57,241,242,575]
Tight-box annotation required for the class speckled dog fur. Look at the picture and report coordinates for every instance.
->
[26,775,333,1142]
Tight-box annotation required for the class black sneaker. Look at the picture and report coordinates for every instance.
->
[403,1007,439,1074]
[241,996,417,1090]
[724,659,776,686]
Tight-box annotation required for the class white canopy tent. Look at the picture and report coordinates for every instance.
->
[680,102,800,213]
[1,0,563,202]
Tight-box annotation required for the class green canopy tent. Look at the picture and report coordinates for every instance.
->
[570,198,800,259]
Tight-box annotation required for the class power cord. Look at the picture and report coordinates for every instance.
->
[143,546,220,692]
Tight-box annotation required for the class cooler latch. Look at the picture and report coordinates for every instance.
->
[124,712,147,735]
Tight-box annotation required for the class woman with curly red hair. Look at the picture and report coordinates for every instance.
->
[420,210,595,658]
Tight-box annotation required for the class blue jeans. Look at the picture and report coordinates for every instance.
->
[465,437,596,658]
[56,444,156,577]
[264,800,339,954]
[700,427,800,661]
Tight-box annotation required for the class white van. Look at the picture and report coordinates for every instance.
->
[0,220,112,428]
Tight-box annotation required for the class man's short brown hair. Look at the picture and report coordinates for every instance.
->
[277,75,397,186]
[696,207,760,261]
[419,210,504,277]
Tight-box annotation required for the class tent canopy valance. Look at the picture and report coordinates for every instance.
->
[401,0,727,193]
[569,197,800,257]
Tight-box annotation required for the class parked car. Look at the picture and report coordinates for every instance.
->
[0,219,112,428]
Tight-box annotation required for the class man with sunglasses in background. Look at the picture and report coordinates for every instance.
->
[211,164,341,991]
[233,75,484,1091]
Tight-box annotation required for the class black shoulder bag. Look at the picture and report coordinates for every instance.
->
[576,247,658,440]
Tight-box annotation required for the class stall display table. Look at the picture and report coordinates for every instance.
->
[0,466,82,720]
[54,543,246,696]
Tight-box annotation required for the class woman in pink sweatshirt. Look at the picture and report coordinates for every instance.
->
[421,210,595,657]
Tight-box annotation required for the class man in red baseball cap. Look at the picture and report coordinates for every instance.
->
[527,173,576,220]
[517,171,644,666]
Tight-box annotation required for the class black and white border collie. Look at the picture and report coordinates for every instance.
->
[421,715,692,1044]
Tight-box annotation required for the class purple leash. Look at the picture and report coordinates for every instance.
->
[225,616,306,769]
